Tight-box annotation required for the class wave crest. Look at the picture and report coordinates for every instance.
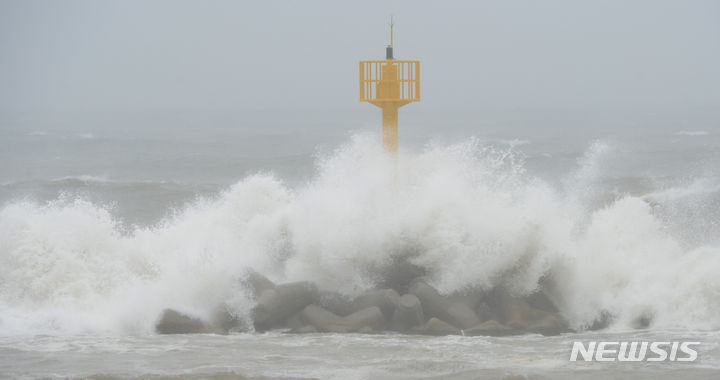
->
[1,134,719,334]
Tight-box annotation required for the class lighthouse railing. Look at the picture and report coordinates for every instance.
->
[359,60,420,103]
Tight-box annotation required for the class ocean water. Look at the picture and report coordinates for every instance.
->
[1,111,719,379]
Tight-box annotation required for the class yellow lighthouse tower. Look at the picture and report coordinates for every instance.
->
[360,19,420,154]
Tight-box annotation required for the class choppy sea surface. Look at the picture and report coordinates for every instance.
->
[2,330,720,380]
[1,110,719,379]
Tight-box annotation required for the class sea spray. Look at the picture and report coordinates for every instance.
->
[1,134,719,335]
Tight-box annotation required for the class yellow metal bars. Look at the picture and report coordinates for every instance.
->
[359,60,420,103]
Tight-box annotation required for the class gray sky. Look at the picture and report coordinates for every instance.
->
[1,0,719,119]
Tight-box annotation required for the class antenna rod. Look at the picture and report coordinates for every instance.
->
[390,15,394,47]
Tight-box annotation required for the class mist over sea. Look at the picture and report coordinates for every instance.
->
[1,108,720,379]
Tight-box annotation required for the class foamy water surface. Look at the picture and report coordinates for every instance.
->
[1,118,719,379]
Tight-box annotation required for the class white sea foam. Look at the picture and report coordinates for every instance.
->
[51,175,111,183]
[501,138,531,148]
[0,134,719,335]
[643,179,720,203]
[674,130,709,136]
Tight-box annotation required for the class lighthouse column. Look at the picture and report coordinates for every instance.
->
[382,105,398,153]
